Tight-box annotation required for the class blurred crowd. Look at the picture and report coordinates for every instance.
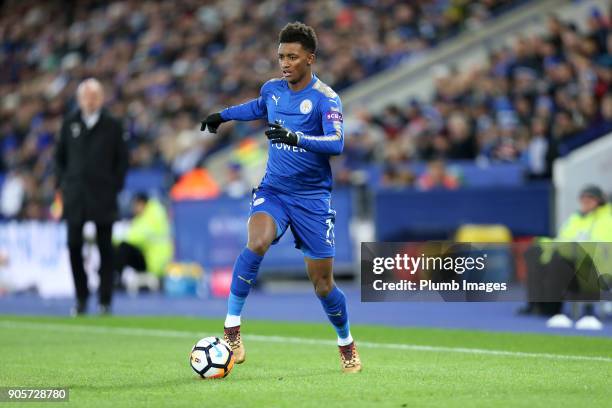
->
[0,0,559,220]
[337,7,612,187]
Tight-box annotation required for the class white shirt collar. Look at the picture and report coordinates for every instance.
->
[81,110,101,129]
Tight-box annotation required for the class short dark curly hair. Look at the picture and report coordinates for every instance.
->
[279,22,317,54]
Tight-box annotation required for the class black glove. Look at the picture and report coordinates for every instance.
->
[265,122,300,146]
[200,113,225,133]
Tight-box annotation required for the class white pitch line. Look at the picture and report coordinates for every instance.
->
[1,320,611,364]
[245,334,612,363]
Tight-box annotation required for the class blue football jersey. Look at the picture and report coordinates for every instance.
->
[220,75,344,197]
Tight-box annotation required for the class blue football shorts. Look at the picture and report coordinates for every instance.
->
[248,186,336,259]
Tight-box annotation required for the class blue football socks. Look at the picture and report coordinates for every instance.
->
[318,286,352,344]
[225,247,263,327]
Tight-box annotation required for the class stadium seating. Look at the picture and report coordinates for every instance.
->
[0,0,528,220]
[335,5,612,185]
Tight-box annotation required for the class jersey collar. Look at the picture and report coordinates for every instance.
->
[287,74,317,95]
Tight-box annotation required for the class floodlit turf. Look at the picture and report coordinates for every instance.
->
[0,316,610,407]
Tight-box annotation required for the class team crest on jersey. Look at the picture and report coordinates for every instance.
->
[70,123,81,138]
[300,99,313,114]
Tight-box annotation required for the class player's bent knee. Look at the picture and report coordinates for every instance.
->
[247,213,277,255]
[247,237,272,256]
[314,280,334,298]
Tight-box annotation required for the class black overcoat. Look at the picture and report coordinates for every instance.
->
[55,109,129,224]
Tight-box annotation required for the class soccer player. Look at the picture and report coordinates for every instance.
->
[201,22,361,373]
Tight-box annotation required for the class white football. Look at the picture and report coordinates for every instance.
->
[189,336,235,379]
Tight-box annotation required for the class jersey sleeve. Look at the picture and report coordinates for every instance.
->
[297,95,344,155]
[220,82,269,121]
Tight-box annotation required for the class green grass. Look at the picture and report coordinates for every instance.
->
[0,316,611,407]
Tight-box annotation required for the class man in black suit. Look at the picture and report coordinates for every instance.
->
[55,78,129,315]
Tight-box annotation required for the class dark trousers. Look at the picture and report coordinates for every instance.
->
[114,242,147,276]
[67,221,114,306]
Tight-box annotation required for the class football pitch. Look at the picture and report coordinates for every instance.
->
[0,316,610,407]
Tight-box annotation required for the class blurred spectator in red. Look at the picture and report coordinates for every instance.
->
[417,158,460,191]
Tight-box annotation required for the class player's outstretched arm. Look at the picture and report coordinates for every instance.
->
[200,113,226,133]
[201,81,271,133]
[200,97,268,133]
